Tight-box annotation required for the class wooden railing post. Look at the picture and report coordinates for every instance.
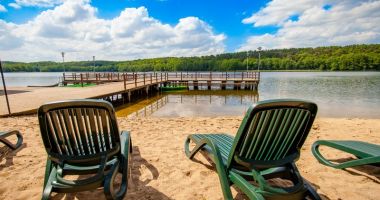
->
[134,73,137,87]
[210,71,212,80]
[123,73,126,90]
[143,73,146,85]
[63,73,65,81]
[80,74,83,87]
[161,73,162,82]
[150,73,152,84]
[242,72,244,80]
[181,72,183,81]
[226,72,228,80]
[156,72,158,82]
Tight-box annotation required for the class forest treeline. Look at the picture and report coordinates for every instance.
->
[3,44,380,72]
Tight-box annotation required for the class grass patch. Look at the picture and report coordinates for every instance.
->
[160,85,188,91]
[64,83,97,87]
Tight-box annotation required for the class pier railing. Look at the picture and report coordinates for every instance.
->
[62,71,260,87]
[166,71,260,81]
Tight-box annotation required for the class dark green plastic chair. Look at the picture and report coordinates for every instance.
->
[185,99,320,200]
[312,140,380,169]
[38,99,132,200]
[0,130,23,150]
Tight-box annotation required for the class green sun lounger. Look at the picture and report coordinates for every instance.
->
[312,140,380,169]
[184,99,321,200]
[38,99,132,200]
[0,130,23,150]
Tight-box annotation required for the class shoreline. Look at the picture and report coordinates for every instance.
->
[1,116,379,199]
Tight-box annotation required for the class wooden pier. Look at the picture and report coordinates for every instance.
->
[63,71,260,89]
[0,72,260,116]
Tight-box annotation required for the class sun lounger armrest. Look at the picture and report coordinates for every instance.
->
[104,131,132,200]
[312,141,380,169]
[229,170,265,200]
[184,135,233,200]
[0,130,23,150]
[119,130,132,169]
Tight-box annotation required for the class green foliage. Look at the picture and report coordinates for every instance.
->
[2,44,380,72]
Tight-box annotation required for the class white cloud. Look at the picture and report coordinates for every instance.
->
[242,0,323,27]
[14,0,63,8]
[0,21,24,50]
[0,4,7,12]
[239,0,380,51]
[8,3,22,9]
[0,0,225,61]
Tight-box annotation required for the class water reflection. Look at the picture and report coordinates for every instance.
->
[116,72,380,118]
[116,90,259,118]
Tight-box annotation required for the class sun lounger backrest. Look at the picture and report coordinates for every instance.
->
[38,100,121,163]
[228,99,317,169]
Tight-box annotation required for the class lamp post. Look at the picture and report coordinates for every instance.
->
[93,56,95,72]
[257,47,262,72]
[0,59,11,115]
[61,52,65,72]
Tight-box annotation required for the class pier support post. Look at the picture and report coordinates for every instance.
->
[193,81,198,90]
[155,84,160,91]
[221,81,226,90]
[207,81,211,90]
[234,81,241,90]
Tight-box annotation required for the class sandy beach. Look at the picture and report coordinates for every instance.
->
[0,116,379,200]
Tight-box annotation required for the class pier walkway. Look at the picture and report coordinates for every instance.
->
[0,72,259,116]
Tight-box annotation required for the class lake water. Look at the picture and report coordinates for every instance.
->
[1,72,62,87]
[1,72,380,118]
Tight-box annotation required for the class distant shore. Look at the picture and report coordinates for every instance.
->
[0,116,379,199]
[2,70,380,73]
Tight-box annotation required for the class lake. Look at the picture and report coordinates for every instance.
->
[1,72,62,87]
[2,72,380,118]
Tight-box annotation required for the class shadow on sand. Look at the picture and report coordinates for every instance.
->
[330,158,380,183]
[51,146,171,200]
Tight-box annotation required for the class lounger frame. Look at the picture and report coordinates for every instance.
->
[38,99,132,200]
[185,99,320,200]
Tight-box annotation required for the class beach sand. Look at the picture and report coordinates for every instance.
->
[0,116,379,200]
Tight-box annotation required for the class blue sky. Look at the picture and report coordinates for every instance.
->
[0,0,276,52]
[0,0,379,61]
